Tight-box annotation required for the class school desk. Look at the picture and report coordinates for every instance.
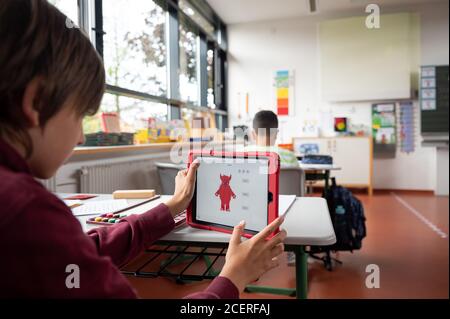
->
[298,162,342,194]
[68,194,336,299]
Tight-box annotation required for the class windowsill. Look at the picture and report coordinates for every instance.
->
[72,140,238,155]
[292,135,371,139]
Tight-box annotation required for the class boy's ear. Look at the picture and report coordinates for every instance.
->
[22,77,42,127]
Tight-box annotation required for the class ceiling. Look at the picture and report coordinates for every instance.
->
[206,0,448,24]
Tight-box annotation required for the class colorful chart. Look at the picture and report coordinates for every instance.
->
[276,70,290,116]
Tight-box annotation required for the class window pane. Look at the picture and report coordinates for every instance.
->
[179,20,199,105]
[207,46,215,108]
[179,0,215,37]
[83,93,168,134]
[215,49,226,110]
[48,0,78,27]
[103,0,167,96]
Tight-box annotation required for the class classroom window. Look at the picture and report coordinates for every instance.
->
[214,49,227,110]
[207,45,216,108]
[178,0,215,37]
[103,0,167,96]
[179,18,199,105]
[48,0,79,26]
[83,93,168,134]
[83,0,228,138]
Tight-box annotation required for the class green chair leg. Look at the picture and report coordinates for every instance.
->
[202,255,220,277]
[244,285,296,297]
[295,246,308,299]
[244,246,308,299]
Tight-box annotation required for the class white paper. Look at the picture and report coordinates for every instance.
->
[421,99,436,111]
[421,78,436,88]
[421,66,436,77]
[71,199,129,216]
[279,195,296,217]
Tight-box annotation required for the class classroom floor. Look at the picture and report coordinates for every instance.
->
[124,191,449,299]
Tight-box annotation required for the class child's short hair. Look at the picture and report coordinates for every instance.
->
[253,110,279,135]
[0,0,105,156]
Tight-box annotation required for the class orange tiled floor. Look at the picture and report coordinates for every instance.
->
[125,192,449,299]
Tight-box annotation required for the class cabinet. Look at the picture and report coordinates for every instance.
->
[293,137,373,195]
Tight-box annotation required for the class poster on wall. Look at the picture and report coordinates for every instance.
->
[372,103,397,158]
[420,66,437,111]
[399,101,415,154]
[372,103,396,144]
[274,70,295,116]
[334,117,348,133]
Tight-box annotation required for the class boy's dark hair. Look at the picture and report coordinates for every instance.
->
[0,0,105,157]
[253,110,279,134]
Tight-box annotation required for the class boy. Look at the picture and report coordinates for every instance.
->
[244,110,299,266]
[0,0,286,298]
[245,110,299,168]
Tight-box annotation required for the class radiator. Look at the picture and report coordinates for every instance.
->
[79,159,162,194]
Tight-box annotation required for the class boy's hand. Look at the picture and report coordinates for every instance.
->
[219,217,287,292]
[165,160,200,216]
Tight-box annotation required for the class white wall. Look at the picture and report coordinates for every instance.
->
[436,148,449,195]
[419,1,450,195]
[227,2,449,191]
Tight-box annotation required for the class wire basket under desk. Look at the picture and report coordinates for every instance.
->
[121,244,227,283]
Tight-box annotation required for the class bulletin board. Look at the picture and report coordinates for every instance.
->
[372,103,397,158]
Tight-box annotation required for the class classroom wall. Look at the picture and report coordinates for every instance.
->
[436,148,449,196]
[420,3,450,196]
[227,1,449,192]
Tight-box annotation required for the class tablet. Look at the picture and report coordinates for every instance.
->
[187,150,280,238]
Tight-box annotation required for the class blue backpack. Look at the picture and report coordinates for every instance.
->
[323,178,367,251]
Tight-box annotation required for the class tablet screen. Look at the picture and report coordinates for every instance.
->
[194,156,269,232]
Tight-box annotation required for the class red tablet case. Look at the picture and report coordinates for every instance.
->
[187,150,280,239]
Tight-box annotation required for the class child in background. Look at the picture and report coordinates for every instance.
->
[0,0,286,298]
[242,110,299,265]
[244,110,299,168]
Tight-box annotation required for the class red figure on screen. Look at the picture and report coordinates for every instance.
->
[215,174,236,212]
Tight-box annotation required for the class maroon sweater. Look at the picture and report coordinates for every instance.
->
[0,139,238,299]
